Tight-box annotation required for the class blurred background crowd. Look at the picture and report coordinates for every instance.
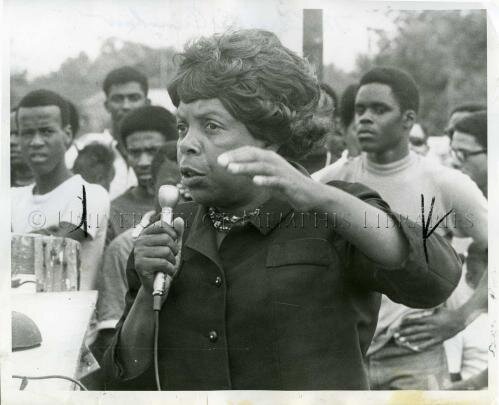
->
[8,4,488,392]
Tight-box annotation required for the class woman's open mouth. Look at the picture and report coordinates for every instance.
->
[180,167,206,187]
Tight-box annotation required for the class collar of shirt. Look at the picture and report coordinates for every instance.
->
[180,197,293,270]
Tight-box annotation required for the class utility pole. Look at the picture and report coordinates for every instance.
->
[303,9,323,81]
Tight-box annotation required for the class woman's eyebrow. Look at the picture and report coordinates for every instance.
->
[176,105,233,121]
[193,110,229,121]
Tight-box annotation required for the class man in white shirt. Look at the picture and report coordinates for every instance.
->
[444,112,488,389]
[313,67,487,389]
[12,89,110,291]
[65,66,151,199]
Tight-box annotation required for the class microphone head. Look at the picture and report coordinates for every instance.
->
[158,185,180,209]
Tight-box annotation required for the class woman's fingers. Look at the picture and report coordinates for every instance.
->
[227,161,275,176]
[135,257,177,279]
[218,146,272,167]
[141,220,178,239]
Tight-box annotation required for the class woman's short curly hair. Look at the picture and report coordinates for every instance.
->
[168,29,327,159]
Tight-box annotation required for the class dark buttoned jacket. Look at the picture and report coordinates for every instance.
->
[101,180,461,390]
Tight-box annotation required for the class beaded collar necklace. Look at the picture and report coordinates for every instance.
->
[207,206,261,233]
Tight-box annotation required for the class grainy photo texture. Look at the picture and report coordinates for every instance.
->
[5,0,489,400]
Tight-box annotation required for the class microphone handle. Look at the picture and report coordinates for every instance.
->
[152,207,174,311]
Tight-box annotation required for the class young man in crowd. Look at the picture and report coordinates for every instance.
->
[91,143,182,371]
[442,111,488,389]
[101,30,461,390]
[396,114,488,376]
[106,105,177,244]
[11,89,110,291]
[10,108,34,187]
[65,66,151,199]
[314,67,488,389]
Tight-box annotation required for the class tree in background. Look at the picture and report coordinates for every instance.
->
[322,63,357,101]
[355,10,486,135]
[10,38,177,134]
[11,10,486,136]
[10,70,29,107]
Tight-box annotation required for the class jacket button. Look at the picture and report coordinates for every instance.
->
[208,330,218,342]
[214,276,222,287]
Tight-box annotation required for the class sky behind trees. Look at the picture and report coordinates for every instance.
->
[8,0,394,78]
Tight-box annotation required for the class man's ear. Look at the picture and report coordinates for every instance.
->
[104,99,110,114]
[63,124,73,149]
[402,110,416,130]
[120,142,129,159]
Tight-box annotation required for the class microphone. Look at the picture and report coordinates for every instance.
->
[153,185,180,311]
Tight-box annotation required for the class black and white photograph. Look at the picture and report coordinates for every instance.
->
[1,0,496,403]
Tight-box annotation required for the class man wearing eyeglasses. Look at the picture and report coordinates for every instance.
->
[450,111,487,197]
[444,104,485,140]
[314,67,488,390]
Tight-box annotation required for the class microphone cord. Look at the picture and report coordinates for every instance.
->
[152,275,172,391]
[152,185,179,391]
[12,374,88,390]
[153,310,161,391]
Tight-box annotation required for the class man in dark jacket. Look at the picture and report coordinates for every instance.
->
[101,29,461,390]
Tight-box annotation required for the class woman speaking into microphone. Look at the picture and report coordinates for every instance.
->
[101,29,461,390]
